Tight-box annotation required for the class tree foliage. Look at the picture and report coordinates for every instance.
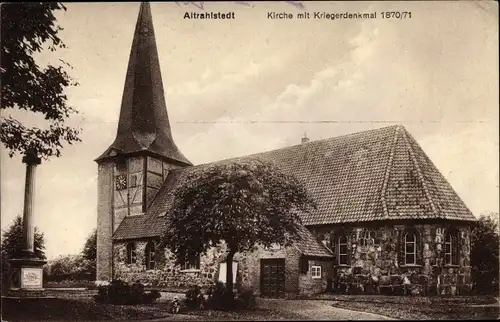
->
[80,229,97,280]
[470,213,499,294]
[82,229,97,262]
[45,254,83,281]
[161,159,316,302]
[1,2,81,159]
[44,229,97,282]
[1,215,46,260]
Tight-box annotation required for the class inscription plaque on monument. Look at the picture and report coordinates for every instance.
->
[21,267,43,288]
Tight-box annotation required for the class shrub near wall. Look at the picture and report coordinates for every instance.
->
[94,279,160,305]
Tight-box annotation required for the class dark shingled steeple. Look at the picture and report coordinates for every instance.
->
[96,2,192,165]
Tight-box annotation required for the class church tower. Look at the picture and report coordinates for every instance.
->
[94,2,192,282]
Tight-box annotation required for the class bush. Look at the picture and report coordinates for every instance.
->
[206,281,228,310]
[93,279,161,305]
[143,289,161,304]
[203,282,256,311]
[184,284,204,309]
[235,286,256,309]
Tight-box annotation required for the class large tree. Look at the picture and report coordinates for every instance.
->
[470,213,499,294]
[1,2,80,159]
[161,159,316,304]
[1,215,46,260]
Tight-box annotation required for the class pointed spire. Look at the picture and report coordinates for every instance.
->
[96,2,192,165]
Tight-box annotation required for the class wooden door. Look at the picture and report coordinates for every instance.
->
[260,259,286,298]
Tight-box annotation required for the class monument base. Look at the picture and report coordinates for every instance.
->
[7,256,47,298]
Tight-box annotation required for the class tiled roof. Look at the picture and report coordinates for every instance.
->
[113,125,476,241]
[294,225,333,258]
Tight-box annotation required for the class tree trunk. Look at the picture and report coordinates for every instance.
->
[225,249,236,306]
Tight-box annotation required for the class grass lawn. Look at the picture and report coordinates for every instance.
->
[44,280,97,289]
[1,297,301,321]
[2,298,173,321]
[314,295,499,320]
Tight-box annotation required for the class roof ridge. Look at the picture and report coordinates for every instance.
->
[192,125,403,168]
[400,128,440,219]
[285,124,401,148]
[380,125,401,219]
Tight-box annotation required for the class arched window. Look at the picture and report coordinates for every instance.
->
[126,242,136,264]
[405,232,417,265]
[445,230,459,265]
[359,230,378,247]
[338,235,348,265]
[145,241,156,270]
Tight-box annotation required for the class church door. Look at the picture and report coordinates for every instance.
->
[260,259,286,298]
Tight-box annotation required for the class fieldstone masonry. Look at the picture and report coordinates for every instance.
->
[108,222,471,297]
[111,240,331,297]
[113,241,230,289]
[311,222,471,296]
[299,258,332,295]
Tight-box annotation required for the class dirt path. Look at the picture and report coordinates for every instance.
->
[257,298,395,320]
[467,297,500,308]
[144,298,395,321]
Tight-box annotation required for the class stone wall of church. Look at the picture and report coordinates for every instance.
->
[237,245,300,296]
[310,222,472,296]
[112,240,330,296]
[111,221,471,296]
[113,241,228,289]
[298,258,333,296]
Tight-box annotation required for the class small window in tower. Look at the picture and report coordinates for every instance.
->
[129,174,138,187]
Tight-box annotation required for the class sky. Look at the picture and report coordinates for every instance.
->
[1,1,498,260]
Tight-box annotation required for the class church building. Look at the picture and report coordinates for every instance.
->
[95,3,476,297]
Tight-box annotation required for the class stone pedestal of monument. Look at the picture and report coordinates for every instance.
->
[7,256,47,297]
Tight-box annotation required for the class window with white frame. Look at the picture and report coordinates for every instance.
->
[445,230,459,265]
[405,232,417,265]
[338,235,348,265]
[311,265,322,279]
[126,242,136,264]
[145,241,155,270]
